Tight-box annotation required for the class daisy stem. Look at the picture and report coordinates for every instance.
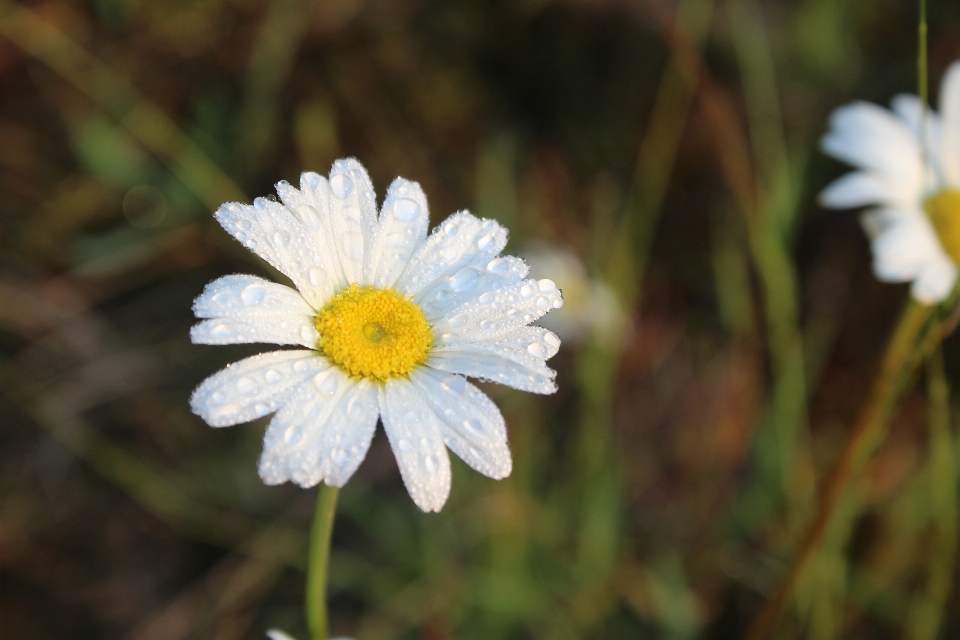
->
[743,300,935,640]
[306,484,340,640]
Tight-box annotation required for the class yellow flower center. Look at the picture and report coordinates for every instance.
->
[926,189,960,264]
[315,284,432,381]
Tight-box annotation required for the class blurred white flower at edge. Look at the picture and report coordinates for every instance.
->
[266,629,353,640]
[523,244,630,350]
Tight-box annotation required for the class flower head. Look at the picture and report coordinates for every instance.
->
[190,159,562,511]
[820,61,960,304]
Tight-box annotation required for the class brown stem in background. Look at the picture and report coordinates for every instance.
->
[743,301,935,640]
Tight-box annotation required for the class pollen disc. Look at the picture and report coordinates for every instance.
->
[315,284,432,381]
[926,189,960,264]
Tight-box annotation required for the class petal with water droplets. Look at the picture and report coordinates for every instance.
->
[380,378,451,512]
[190,350,326,427]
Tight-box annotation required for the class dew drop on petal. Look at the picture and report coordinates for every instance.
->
[210,404,244,420]
[212,291,232,305]
[309,267,328,287]
[284,425,303,445]
[544,332,561,348]
[447,313,468,329]
[477,233,496,251]
[536,296,551,311]
[253,402,269,413]
[538,279,557,293]
[240,284,266,306]
[443,221,459,236]
[211,391,225,402]
[486,258,509,275]
[293,360,312,373]
[441,375,467,394]
[236,219,252,231]
[398,438,413,452]
[478,291,496,304]
[527,342,549,358]
[235,376,258,394]
[210,323,233,338]
[393,198,421,221]
[300,325,317,343]
[443,408,456,420]
[346,394,367,422]
[313,370,339,395]
[462,418,483,441]
[273,230,291,247]
[424,455,438,474]
[330,174,354,199]
[265,369,282,384]
[450,268,480,292]
[343,206,362,223]
[520,284,536,299]
[441,246,459,262]
[331,448,347,465]
[553,298,563,309]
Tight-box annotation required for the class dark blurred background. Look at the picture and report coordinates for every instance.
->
[3,0,960,638]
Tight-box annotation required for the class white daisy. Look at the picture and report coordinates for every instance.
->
[190,158,562,512]
[820,60,960,304]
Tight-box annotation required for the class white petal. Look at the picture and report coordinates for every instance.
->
[365,178,431,289]
[819,171,896,209]
[939,61,960,185]
[193,275,315,318]
[214,198,338,309]
[821,101,924,199]
[276,175,348,291]
[395,212,509,297]
[427,346,558,394]
[892,93,946,188]
[324,158,380,285]
[414,256,530,322]
[190,313,319,349]
[870,212,944,282]
[190,350,325,427]
[911,255,958,304]
[265,631,298,640]
[259,367,379,488]
[411,369,512,480]
[432,278,563,342]
[380,378,451,512]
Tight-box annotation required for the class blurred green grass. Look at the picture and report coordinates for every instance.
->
[3,0,960,638]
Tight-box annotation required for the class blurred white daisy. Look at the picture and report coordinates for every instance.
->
[523,243,628,349]
[820,61,960,304]
[190,158,562,511]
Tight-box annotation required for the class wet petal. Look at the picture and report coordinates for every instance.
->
[365,178,431,289]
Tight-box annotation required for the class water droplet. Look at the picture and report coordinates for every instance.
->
[293,360,311,373]
[486,258,509,275]
[330,174,354,199]
[346,394,367,422]
[284,425,303,445]
[210,323,233,338]
[384,233,406,248]
[235,376,258,394]
[553,298,563,309]
[211,391,225,402]
[527,342,549,358]
[393,198,421,221]
[301,325,317,343]
[440,246,459,262]
[424,455,438,474]
[480,319,495,330]
[536,296,551,311]
[543,332,561,348]
[313,370,339,395]
[520,284,536,299]
[297,205,320,230]
[240,284,266,306]
[447,313,468,329]
[478,291,496,304]
[210,404,244,420]
[309,267,328,286]
[450,268,480,292]
[342,233,364,260]
[331,448,347,465]
[398,438,413,452]
[254,402,269,413]
[273,230,291,247]
[443,408,456,419]
[343,206,362,222]
[441,375,467,394]
[463,418,484,436]
[436,289,451,302]
[477,233,496,251]
[443,221,459,236]
[265,369,282,384]
[236,219,252,231]
[538,279,557,292]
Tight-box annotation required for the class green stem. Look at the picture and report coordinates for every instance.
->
[306,484,340,640]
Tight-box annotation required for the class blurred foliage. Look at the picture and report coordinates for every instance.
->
[4,0,960,639]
